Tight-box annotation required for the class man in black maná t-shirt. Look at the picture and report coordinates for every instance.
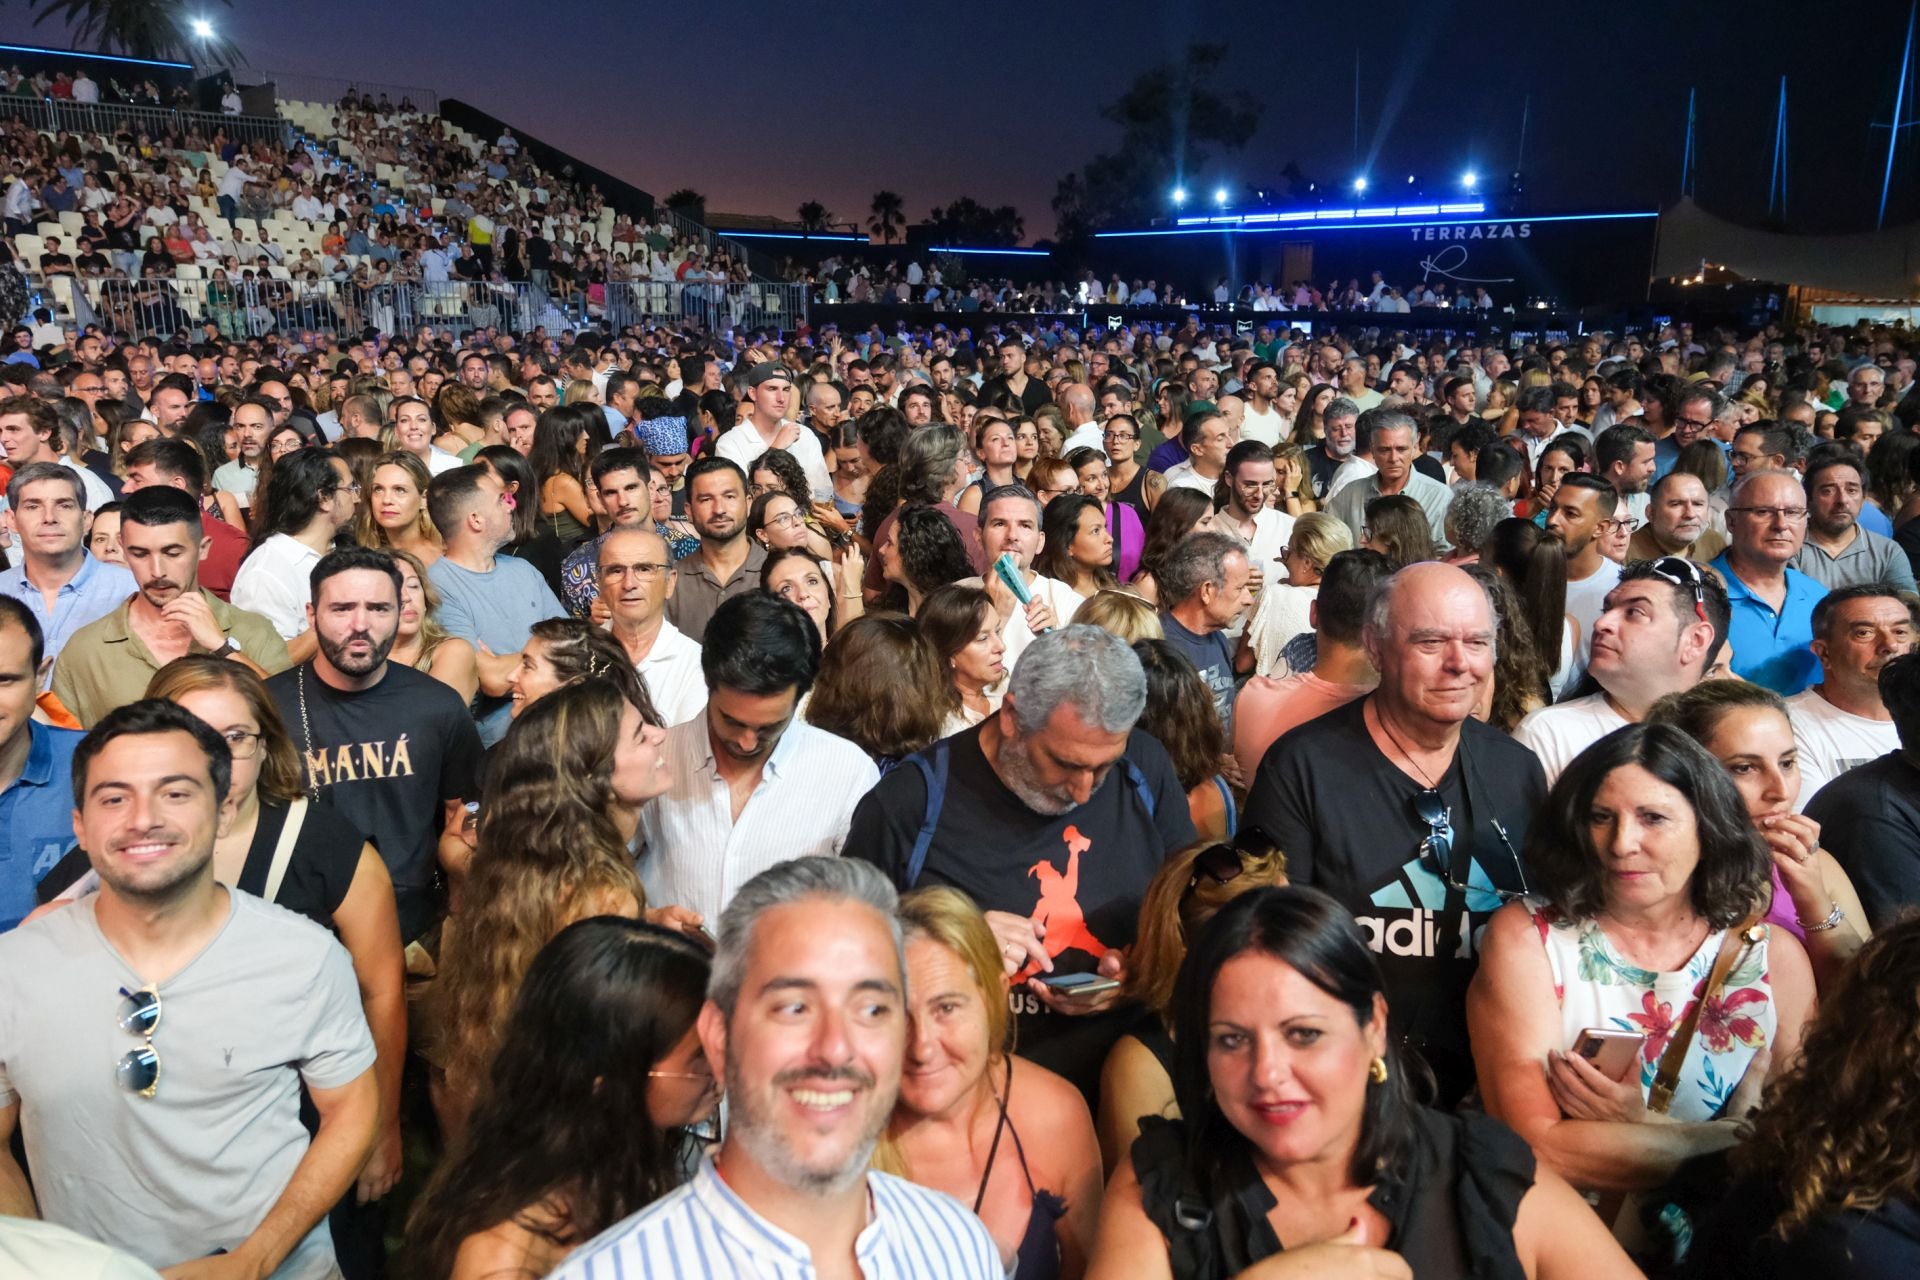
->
[1156,529,1255,740]
[1242,562,1547,1104]
[1805,652,1920,930]
[267,548,483,944]
[846,625,1195,1100]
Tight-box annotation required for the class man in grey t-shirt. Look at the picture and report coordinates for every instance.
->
[425,463,565,744]
[0,700,376,1279]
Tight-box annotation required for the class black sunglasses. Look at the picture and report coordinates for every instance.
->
[1642,555,1709,624]
[117,985,162,1098]
[1412,789,1529,903]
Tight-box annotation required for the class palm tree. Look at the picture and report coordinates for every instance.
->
[796,201,831,233]
[662,189,706,222]
[868,190,905,244]
[30,0,245,66]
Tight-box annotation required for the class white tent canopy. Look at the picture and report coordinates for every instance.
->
[1654,198,1920,298]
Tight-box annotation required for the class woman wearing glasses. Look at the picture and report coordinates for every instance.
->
[1095,836,1287,1172]
[146,657,406,1204]
[1469,723,1814,1242]
[879,887,1105,1280]
[1091,886,1637,1280]
[407,917,715,1280]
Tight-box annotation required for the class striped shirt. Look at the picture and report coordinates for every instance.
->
[550,1158,1001,1280]
[636,716,879,922]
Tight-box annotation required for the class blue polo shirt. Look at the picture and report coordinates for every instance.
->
[0,553,136,671]
[0,721,82,931]
[1709,552,1827,695]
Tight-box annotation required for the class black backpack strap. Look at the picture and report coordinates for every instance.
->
[902,739,951,889]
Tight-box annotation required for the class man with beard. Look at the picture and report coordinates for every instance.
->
[1792,446,1916,592]
[1628,470,1727,563]
[667,458,766,643]
[549,857,999,1280]
[268,547,482,943]
[53,486,287,725]
[637,593,875,924]
[0,699,377,1277]
[848,626,1194,1099]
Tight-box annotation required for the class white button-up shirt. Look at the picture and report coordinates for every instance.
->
[635,619,707,727]
[637,715,878,922]
[229,532,321,640]
[549,1158,999,1280]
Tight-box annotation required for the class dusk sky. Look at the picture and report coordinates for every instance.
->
[4,0,1918,237]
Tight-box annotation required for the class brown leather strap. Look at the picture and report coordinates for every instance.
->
[1647,912,1763,1115]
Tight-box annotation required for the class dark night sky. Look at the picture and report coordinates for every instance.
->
[5,1,1920,238]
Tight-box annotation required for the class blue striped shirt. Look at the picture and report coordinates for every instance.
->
[549,1157,1001,1280]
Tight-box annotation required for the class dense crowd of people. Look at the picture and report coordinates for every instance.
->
[0,293,1917,1280]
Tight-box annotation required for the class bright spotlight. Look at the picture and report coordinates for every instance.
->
[1212,186,1229,206]
[1171,186,1187,205]
[191,18,214,38]
[1352,177,1368,194]
[1406,174,1416,184]
[1461,170,1479,189]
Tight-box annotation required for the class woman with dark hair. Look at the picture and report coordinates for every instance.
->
[528,403,596,548]
[385,393,462,477]
[694,387,735,455]
[1133,638,1236,841]
[1035,494,1117,602]
[958,415,1019,517]
[1067,446,1145,585]
[880,502,975,614]
[1464,564,1551,733]
[1091,885,1634,1279]
[1288,382,1338,448]
[804,612,950,766]
[1646,680,1871,990]
[1097,835,1289,1172]
[762,546,863,641]
[1470,724,1814,1216]
[746,487,813,553]
[1521,435,1589,523]
[432,676,676,1133]
[505,616,647,721]
[1129,486,1217,605]
[477,445,568,600]
[432,382,484,458]
[919,583,1006,733]
[1690,915,1920,1275]
[1486,517,1573,698]
[407,917,715,1280]
[1361,494,1436,569]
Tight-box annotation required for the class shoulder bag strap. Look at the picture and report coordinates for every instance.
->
[262,797,308,906]
[1647,912,1764,1115]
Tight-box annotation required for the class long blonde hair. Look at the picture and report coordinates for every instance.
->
[1123,839,1288,1025]
[390,546,450,670]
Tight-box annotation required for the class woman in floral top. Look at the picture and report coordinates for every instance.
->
[1468,723,1814,1199]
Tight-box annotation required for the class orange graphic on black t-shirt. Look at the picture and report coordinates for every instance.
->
[1016,824,1109,980]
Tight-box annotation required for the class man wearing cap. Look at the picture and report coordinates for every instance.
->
[714,361,833,501]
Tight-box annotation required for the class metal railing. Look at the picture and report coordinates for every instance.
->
[0,95,290,147]
[35,273,806,342]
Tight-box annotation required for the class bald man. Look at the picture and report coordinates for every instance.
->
[1243,562,1548,1104]
[601,526,706,726]
[1058,382,1104,454]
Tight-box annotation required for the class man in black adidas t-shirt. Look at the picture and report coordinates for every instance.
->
[1243,562,1546,1104]
[267,547,483,943]
[846,626,1194,1099]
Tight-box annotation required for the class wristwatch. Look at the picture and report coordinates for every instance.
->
[216,635,243,659]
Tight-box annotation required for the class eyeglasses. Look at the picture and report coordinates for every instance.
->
[219,728,264,760]
[1728,505,1809,522]
[1643,555,1710,623]
[116,985,162,1098]
[1674,415,1714,430]
[1412,789,1529,902]
[601,561,667,580]
[1600,516,1642,534]
[764,510,806,530]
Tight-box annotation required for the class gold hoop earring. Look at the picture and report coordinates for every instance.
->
[1368,1057,1389,1085]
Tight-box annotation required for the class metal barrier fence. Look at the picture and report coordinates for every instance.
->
[39,274,807,341]
[0,96,290,147]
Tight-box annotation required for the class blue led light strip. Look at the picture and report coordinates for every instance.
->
[1094,210,1660,239]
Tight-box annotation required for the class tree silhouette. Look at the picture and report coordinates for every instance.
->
[1054,42,1262,232]
[31,0,245,66]
[926,197,1024,246]
[796,200,832,232]
[868,190,905,244]
[661,189,705,222]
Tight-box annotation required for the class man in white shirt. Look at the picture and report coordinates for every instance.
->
[1238,361,1288,446]
[1515,385,1588,469]
[230,449,357,660]
[1789,586,1916,806]
[713,362,832,500]
[215,157,251,222]
[1543,474,1625,685]
[1514,557,1727,784]
[69,72,97,104]
[637,592,877,923]
[1326,409,1455,551]
[1217,441,1292,640]
[966,484,1078,672]
[601,526,706,727]
[1161,408,1232,495]
[1057,382,1104,455]
[0,397,111,511]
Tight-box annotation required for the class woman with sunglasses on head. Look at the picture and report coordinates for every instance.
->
[1090,885,1637,1280]
[1647,680,1871,992]
[1096,835,1287,1173]
[146,656,407,1205]
[1469,723,1815,1247]
[407,917,715,1280]
[879,887,1104,1280]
